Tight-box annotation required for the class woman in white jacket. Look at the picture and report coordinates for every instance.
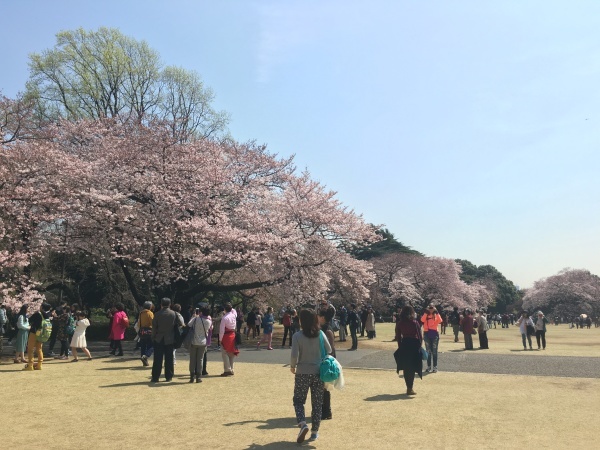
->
[517,311,534,350]
[187,307,212,383]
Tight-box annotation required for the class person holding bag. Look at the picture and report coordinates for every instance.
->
[394,305,423,396]
[290,309,332,443]
[186,308,212,383]
[318,306,336,420]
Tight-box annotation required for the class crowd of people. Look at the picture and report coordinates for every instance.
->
[1,298,598,444]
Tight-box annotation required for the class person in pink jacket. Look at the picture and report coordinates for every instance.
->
[109,303,129,356]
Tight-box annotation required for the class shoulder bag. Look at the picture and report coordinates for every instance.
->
[182,317,196,351]
[319,331,340,383]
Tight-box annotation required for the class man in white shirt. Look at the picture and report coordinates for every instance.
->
[219,303,239,376]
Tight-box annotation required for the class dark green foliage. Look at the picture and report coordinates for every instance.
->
[352,228,421,260]
[455,259,520,312]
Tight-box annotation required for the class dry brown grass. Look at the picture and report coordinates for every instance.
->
[1,355,598,449]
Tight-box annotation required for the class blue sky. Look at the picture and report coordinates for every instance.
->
[2,1,600,288]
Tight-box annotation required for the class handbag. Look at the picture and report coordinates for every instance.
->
[319,331,340,382]
[526,324,536,336]
[419,347,428,361]
[235,331,242,346]
[331,318,340,332]
[182,318,196,351]
[173,314,185,349]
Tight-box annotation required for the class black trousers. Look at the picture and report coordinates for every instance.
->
[322,389,331,418]
[282,326,292,346]
[403,368,415,389]
[152,340,174,381]
[350,327,358,349]
[535,330,546,349]
[478,331,489,349]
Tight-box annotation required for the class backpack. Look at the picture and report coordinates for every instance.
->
[36,314,53,343]
[66,315,76,335]
[331,318,340,332]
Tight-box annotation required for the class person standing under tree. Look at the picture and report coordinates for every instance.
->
[365,307,376,339]
[257,307,275,350]
[138,301,154,367]
[109,303,129,357]
[70,311,92,361]
[186,308,212,383]
[219,303,239,376]
[151,298,177,383]
[347,304,360,351]
[23,302,52,371]
[282,309,292,348]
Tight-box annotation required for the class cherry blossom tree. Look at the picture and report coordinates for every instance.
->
[369,253,492,312]
[1,116,378,310]
[523,268,600,317]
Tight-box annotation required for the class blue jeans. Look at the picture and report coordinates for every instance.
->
[521,333,532,349]
[424,334,439,367]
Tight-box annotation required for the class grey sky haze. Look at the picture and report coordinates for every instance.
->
[2,0,599,288]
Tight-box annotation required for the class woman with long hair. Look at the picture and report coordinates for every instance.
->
[291,309,332,443]
[318,306,336,420]
[394,305,423,395]
[14,304,30,364]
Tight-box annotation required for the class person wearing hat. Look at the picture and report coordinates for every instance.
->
[534,311,549,350]
[421,304,442,372]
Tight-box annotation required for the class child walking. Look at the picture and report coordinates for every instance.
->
[70,311,93,361]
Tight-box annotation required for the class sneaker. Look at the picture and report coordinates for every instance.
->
[297,425,309,443]
[141,355,149,366]
[308,432,319,441]
[432,367,438,373]
[425,367,432,373]
[47,352,56,357]
[267,347,273,350]
[407,389,417,395]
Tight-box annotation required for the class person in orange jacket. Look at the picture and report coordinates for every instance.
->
[421,304,443,372]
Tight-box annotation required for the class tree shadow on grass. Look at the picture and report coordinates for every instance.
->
[245,442,316,449]
[96,366,147,371]
[99,380,179,388]
[364,393,412,402]
[101,357,139,363]
[224,417,296,430]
